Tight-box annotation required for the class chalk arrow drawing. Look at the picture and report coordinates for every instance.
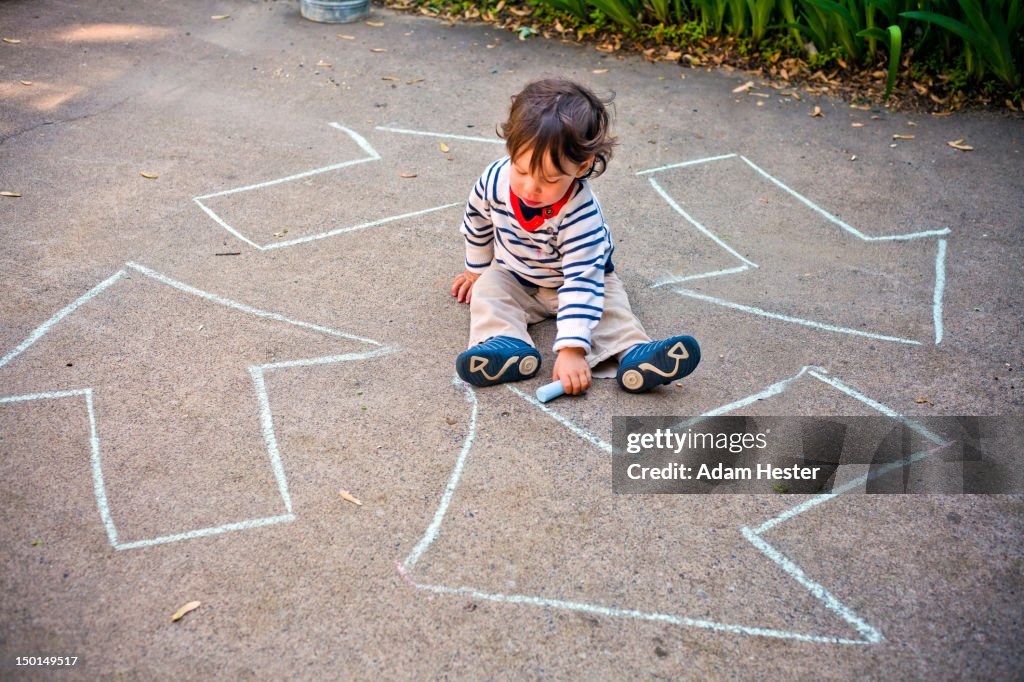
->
[194,123,503,251]
[395,370,948,645]
[635,154,951,345]
[0,262,393,550]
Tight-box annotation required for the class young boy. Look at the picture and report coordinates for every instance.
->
[451,78,700,396]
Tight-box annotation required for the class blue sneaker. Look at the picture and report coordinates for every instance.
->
[456,336,541,387]
[617,336,700,393]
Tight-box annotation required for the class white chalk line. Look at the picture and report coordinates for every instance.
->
[407,579,870,645]
[0,388,120,546]
[806,371,943,445]
[673,365,826,431]
[250,367,293,514]
[738,370,954,643]
[262,201,462,250]
[374,126,506,145]
[194,123,380,201]
[260,348,395,372]
[84,388,120,547]
[125,261,382,347]
[0,264,393,549]
[114,514,297,551]
[741,529,883,643]
[642,153,951,345]
[507,385,612,454]
[752,440,953,536]
[652,265,751,289]
[403,364,956,643]
[195,156,378,202]
[0,270,125,370]
[635,153,738,176]
[193,122,383,250]
[403,376,479,569]
[0,388,90,404]
[193,199,264,250]
[648,177,757,268]
[738,156,952,243]
[934,239,947,345]
[248,347,399,518]
[673,288,923,345]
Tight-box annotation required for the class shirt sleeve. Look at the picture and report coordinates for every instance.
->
[553,200,610,353]
[460,166,496,274]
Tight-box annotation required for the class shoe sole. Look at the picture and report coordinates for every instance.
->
[457,347,541,387]
[618,336,700,393]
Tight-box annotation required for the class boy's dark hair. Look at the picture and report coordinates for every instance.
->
[499,78,615,180]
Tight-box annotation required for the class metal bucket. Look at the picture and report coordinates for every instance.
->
[299,0,371,23]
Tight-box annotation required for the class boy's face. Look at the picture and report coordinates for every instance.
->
[509,147,593,208]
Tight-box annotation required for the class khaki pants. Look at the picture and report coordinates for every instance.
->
[469,266,651,367]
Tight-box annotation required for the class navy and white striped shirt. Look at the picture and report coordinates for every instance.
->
[461,157,615,353]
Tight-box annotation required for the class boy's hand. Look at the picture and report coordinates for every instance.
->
[452,270,480,304]
[553,347,591,395]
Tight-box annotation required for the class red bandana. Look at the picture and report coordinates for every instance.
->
[509,181,577,232]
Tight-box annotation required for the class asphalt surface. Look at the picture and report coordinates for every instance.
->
[1,0,1022,679]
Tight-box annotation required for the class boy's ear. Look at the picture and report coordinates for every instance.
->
[575,157,595,177]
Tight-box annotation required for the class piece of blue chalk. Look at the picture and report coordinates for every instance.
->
[536,380,566,403]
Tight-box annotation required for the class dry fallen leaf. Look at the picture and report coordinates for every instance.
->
[366,21,385,26]
[406,78,424,84]
[947,139,974,151]
[732,81,754,94]
[445,417,458,425]
[171,601,201,622]
[810,106,823,117]
[399,172,417,178]
[273,229,289,237]
[892,134,915,140]
[339,489,363,506]
[20,80,33,86]
[850,103,871,111]
[139,171,158,179]
[439,142,450,153]
[337,34,355,40]
[851,122,865,128]
[915,397,933,405]
[592,69,609,74]
[317,60,332,67]
[1,191,21,197]
[3,38,22,44]
[370,48,387,53]
[381,76,400,81]
[211,15,230,20]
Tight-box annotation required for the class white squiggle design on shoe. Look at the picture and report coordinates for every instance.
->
[469,355,520,381]
[637,342,690,378]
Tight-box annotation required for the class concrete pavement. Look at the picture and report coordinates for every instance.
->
[1,0,1022,678]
